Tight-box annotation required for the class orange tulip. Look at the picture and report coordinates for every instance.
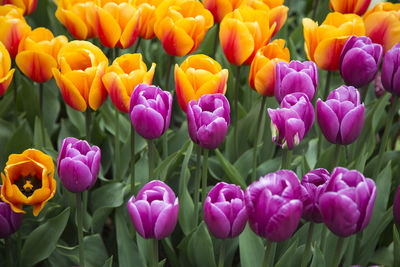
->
[154,0,214,57]
[87,0,140,49]
[202,0,246,23]
[135,0,162,39]
[0,42,15,97]
[363,3,400,53]
[175,54,228,112]
[55,0,97,40]
[303,12,365,71]
[52,41,109,112]
[1,149,56,216]
[249,39,290,97]
[0,5,31,58]
[219,6,275,66]
[0,0,37,15]
[16,27,68,83]
[329,0,371,16]
[248,0,288,36]
[102,53,156,113]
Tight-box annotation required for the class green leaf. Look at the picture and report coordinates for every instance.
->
[102,256,113,267]
[5,120,32,157]
[394,225,400,267]
[275,238,299,267]
[310,243,325,267]
[84,234,109,267]
[21,208,70,267]
[239,224,264,267]
[33,116,53,149]
[66,105,85,137]
[215,149,246,189]
[188,222,217,267]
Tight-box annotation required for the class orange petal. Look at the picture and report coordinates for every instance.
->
[16,51,57,83]
[314,37,348,71]
[120,9,140,49]
[55,8,88,40]
[102,72,130,113]
[88,61,107,110]
[365,11,400,53]
[175,64,196,112]
[0,69,15,97]
[302,18,318,61]
[94,6,122,48]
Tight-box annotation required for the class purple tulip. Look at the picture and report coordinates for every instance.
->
[57,137,101,193]
[339,35,383,88]
[316,85,364,145]
[301,168,330,223]
[129,84,172,140]
[244,170,303,242]
[275,60,318,103]
[127,180,178,239]
[0,186,23,238]
[393,186,400,226]
[319,167,376,237]
[268,93,315,150]
[204,182,247,239]
[187,94,230,149]
[381,42,400,96]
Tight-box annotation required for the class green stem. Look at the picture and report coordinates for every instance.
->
[301,222,315,267]
[76,193,85,266]
[360,85,368,103]
[320,227,327,253]
[153,238,159,267]
[218,239,226,267]
[165,55,174,92]
[333,144,341,170]
[262,240,273,267]
[193,145,202,225]
[353,232,362,264]
[373,96,399,178]
[234,66,241,158]
[281,148,292,169]
[39,83,45,146]
[115,108,121,181]
[212,23,220,59]
[16,230,21,267]
[5,237,11,267]
[133,37,142,53]
[331,237,345,267]
[252,96,266,182]
[201,149,209,210]
[13,66,18,127]
[113,47,119,61]
[323,71,332,100]
[85,109,91,142]
[148,139,154,181]
[311,0,319,20]
[131,125,136,195]
[163,133,168,159]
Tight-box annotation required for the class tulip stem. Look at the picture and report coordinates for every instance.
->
[331,237,345,267]
[152,238,158,267]
[201,148,209,212]
[373,96,399,178]
[333,144,341,170]
[301,222,315,267]
[193,144,202,225]
[131,125,136,195]
[165,55,174,92]
[76,193,85,266]
[323,71,332,100]
[218,239,226,267]
[115,108,121,181]
[234,66,241,158]
[212,23,220,59]
[311,0,319,20]
[39,83,46,146]
[281,148,292,169]
[148,139,154,181]
[262,240,273,267]
[13,66,18,127]
[133,37,142,53]
[252,96,266,182]
[85,109,91,142]
[320,227,327,252]
[5,237,11,267]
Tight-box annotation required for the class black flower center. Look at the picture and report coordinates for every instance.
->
[14,175,42,197]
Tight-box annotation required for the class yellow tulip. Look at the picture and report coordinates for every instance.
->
[135,0,162,39]
[329,0,371,16]
[0,0,38,15]
[0,42,15,97]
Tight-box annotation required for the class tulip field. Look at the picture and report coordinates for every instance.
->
[1,0,400,266]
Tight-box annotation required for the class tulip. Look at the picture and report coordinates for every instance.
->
[55,0,97,40]
[154,0,213,57]
[0,41,15,97]
[329,0,371,16]
[249,39,290,97]
[339,36,383,88]
[187,94,230,150]
[317,85,364,145]
[0,5,31,58]
[15,27,68,83]
[204,182,247,239]
[394,185,400,226]
[57,137,101,193]
[319,167,376,237]
[102,53,156,113]
[301,169,330,223]
[52,40,109,112]
[275,60,318,103]
[1,0,37,15]
[219,6,275,65]
[363,3,400,53]
[127,180,179,239]
[175,54,228,112]
[268,93,315,150]
[0,149,56,216]
[129,84,172,140]
[0,185,23,238]
[381,42,400,96]
[135,0,163,40]
[303,12,365,71]
[244,170,303,242]
[202,0,246,24]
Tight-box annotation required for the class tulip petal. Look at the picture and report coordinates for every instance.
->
[55,8,88,40]
[317,99,340,144]
[88,62,107,111]
[120,10,140,49]
[127,200,150,238]
[0,69,15,97]
[94,7,121,48]
[102,72,130,113]
[16,51,57,83]
[314,37,348,71]
[197,117,228,149]
[340,104,364,145]
[154,200,178,239]
[59,158,92,193]
[131,105,164,139]
[175,65,196,112]
[231,207,247,237]
[204,201,231,238]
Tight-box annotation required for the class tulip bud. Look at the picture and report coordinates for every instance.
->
[275,60,318,103]
[393,185,400,226]
[381,42,400,96]
[0,186,23,238]
[268,93,315,150]
[129,84,172,140]
[1,0,37,15]
[339,36,383,88]
[319,167,376,237]
[135,0,162,40]
[57,137,101,193]
[244,170,303,242]
[127,180,179,239]
[204,182,247,239]
[317,85,365,145]
[187,94,230,150]
[329,0,371,16]
[0,41,15,97]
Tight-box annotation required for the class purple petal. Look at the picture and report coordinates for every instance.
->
[317,99,340,144]
[340,104,364,145]
[59,158,92,193]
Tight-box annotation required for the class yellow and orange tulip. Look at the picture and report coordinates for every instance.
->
[1,149,56,216]
[364,3,400,53]
[102,53,156,113]
[52,41,109,112]
[55,0,97,40]
[202,0,246,24]
[0,0,37,15]
[16,27,68,83]
[303,12,365,71]
[135,0,162,39]
[249,39,290,97]
[219,6,275,66]
[154,0,214,57]
[0,5,31,58]
[0,42,15,97]
[175,54,228,112]
[329,0,371,16]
